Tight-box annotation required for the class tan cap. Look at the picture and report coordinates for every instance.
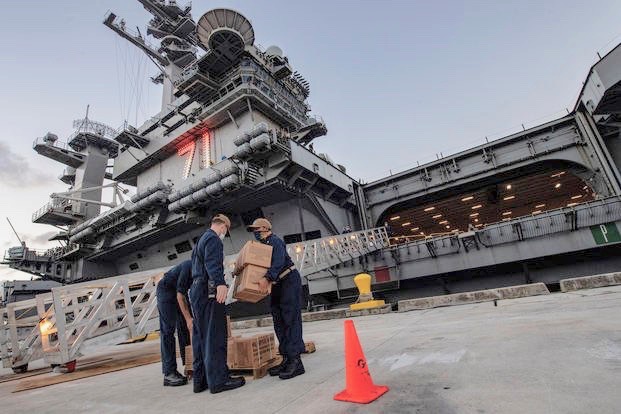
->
[212,214,231,229]
[246,218,272,232]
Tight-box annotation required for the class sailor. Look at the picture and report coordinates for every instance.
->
[156,259,192,387]
[247,218,306,380]
[190,214,245,394]
[384,221,393,237]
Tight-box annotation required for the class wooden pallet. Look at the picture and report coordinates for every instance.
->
[0,355,115,384]
[184,337,314,381]
[13,342,162,392]
[185,359,281,381]
[229,356,282,380]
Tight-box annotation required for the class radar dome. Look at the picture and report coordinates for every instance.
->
[265,45,283,57]
[196,8,254,58]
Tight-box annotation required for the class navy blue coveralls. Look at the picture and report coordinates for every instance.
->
[156,260,192,376]
[190,229,230,388]
[262,234,305,359]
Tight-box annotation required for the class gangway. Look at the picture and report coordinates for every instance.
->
[0,269,164,372]
[286,227,390,276]
[0,228,390,371]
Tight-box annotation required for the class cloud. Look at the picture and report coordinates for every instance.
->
[1,231,58,253]
[2,231,58,249]
[0,142,56,188]
[28,231,58,246]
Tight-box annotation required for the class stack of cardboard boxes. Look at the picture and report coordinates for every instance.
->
[227,314,277,371]
[187,317,277,373]
[233,241,273,303]
[229,241,278,370]
[227,332,277,370]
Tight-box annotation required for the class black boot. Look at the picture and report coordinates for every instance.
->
[193,380,208,393]
[278,357,305,380]
[164,371,188,386]
[268,356,289,377]
[209,376,246,394]
[173,370,187,381]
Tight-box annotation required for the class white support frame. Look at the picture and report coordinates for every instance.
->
[0,269,165,368]
[39,271,164,365]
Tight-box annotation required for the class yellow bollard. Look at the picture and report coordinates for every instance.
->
[354,273,372,297]
[349,273,386,311]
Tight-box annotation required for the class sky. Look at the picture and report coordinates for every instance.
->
[1,0,621,281]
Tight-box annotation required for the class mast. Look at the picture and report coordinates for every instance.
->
[6,218,25,248]
[103,1,197,109]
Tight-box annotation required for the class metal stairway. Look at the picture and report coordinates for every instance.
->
[286,227,390,277]
[0,228,389,371]
[1,269,164,372]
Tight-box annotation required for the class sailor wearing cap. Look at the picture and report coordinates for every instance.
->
[247,218,306,380]
[190,214,245,394]
[156,259,192,387]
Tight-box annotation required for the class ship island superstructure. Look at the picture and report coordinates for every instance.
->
[7,2,356,288]
[3,0,621,309]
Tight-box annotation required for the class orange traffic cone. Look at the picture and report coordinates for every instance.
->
[334,320,389,404]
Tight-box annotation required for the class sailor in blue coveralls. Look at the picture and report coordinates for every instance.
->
[247,218,306,380]
[156,259,193,386]
[190,214,245,394]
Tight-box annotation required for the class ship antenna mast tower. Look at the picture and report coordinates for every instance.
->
[103,0,198,109]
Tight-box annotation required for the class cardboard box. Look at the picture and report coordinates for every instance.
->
[184,344,193,378]
[227,333,276,369]
[235,241,273,271]
[233,264,272,303]
[227,338,236,367]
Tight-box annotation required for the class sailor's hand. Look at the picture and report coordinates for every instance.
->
[258,277,271,294]
[216,285,228,303]
[186,318,193,337]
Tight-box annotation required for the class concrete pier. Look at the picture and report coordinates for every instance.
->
[1,285,620,413]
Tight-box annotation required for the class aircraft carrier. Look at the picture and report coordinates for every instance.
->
[2,0,621,309]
